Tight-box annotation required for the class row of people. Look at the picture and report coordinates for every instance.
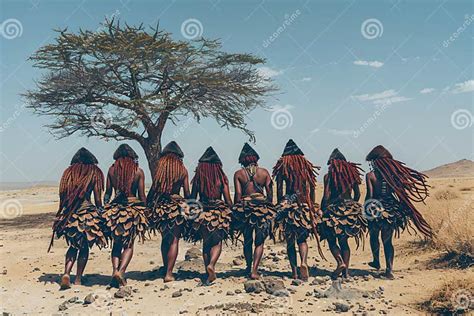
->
[50,139,433,289]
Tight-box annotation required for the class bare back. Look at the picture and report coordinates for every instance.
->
[234,166,273,203]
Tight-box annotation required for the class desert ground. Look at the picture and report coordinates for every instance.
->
[0,177,472,315]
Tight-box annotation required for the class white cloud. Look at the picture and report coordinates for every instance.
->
[451,80,474,94]
[300,77,312,82]
[353,60,384,68]
[420,88,435,94]
[352,89,411,107]
[257,66,283,79]
[352,89,398,102]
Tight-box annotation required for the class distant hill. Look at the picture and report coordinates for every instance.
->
[424,159,474,178]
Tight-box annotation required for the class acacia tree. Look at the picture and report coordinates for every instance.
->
[25,19,275,175]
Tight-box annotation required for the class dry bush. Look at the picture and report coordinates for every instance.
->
[421,277,474,314]
[423,194,474,268]
[434,190,459,200]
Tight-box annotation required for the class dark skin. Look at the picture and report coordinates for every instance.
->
[320,166,361,279]
[276,176,318,281]
[105,165,146,287]
[61,180,103,289]
[157,170,190,283]
[233,164,273,280]
[365,170,395,280]
[191,175,232,284]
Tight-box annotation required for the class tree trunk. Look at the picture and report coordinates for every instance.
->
[142,136,161,178]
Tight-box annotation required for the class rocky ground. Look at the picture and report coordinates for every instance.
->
[0,180,473,315]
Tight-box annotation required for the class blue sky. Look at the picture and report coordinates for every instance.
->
[0,0,473,184]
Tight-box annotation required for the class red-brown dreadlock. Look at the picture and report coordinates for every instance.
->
[110,157,138,196]
[372,158,433,237]
[240,155,259,167]
[49,163,104,252]
[272,155,320,205]
[328,159,363,198]
[192,162,229,200]
[151,154,187,194]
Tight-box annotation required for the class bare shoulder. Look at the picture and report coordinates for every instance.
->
[366,171,375,180]
[257,167,271,177]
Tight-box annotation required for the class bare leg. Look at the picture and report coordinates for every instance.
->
[113,242,134,287]
[297,240,309,281]
[327,234,346,280]
[368,226,381,270]
[243,228,253,275]
[74,244,89,285]
[160,233,169,274]
[381,227,395,279]
[207,240,222,283]
[251,244,264,280]
[61,247,77,289]
[338,236,351,278]
[286,236,298,279]
[164,227,181,282]
[110,239,122,287]
[201,229,211,273]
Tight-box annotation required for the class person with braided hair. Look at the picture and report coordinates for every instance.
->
[232,143,275,280]
[365,145,433,279]
[319,149,367,279]
[187,147,233,284]
[102,144,148,287]
[273,139,322,281]
[49,148,106,290]
[147,141,190,283]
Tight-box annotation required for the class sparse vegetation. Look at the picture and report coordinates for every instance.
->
[421,277,474,315]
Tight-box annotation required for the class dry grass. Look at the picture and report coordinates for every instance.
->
[421,183,474,268]
[421,277,474,315]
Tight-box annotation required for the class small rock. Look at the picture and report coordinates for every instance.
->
[84,293,95,305]
[172,291,182,298]
[184,247,201,261]
[144,282,151,287]
[379,286,385,292]
[226,291,234,296]
[291,279,303,286]
[68,297,79,303]
[58,301,69,311]
[244,280,265,293]
[232,258,243,266]
[333,302,351,312]
[263,278,286,296]
[311,277,326,285]
[114,286,132,298]
[234,289,242,294]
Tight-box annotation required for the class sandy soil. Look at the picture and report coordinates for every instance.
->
[0,178,472,315]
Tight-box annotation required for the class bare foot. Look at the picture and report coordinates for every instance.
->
[342,269,350,279]
[299,264,309,281]
[331,263,346,280]
[73,277,82,286]
[60,274,71,290]
[249,271,260,280]
[206,265,216,283]
[383,271,395,280]
[368,261,381,270]
[113,272,127,287]
[164,273,175,283]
